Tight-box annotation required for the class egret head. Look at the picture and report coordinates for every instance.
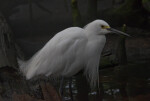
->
[85,20,130,36]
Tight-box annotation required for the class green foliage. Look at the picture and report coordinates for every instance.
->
[104,0,148,27]
[142,0,150,3]
[110,0,143,17]
[142,0,150,12]
[71,0,82,26]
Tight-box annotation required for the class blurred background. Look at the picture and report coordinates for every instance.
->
[0,0,150,101]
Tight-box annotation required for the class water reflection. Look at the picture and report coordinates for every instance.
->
[62,63,150,101]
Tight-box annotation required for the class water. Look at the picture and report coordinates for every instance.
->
[62,63,150,101]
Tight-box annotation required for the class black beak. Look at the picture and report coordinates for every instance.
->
[107,28,130,37]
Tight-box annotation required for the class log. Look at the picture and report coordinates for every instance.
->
[0,11,18,68]
[0,11,61,101]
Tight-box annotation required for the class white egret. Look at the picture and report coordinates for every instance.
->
[18,19,129,88]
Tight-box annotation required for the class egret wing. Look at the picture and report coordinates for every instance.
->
[21,27,87,79]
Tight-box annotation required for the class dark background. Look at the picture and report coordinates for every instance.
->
[0,0,150,101]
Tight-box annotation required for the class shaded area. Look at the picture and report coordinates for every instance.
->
[0,0,150,101]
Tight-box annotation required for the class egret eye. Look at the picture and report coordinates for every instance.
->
[101,25,105,29]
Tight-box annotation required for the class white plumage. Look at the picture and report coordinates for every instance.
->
[18,19,129,88]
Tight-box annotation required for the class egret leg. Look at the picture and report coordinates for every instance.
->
[59,77,64,97]
[69,78,74,101]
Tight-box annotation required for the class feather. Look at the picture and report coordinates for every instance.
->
[18,20,110,89]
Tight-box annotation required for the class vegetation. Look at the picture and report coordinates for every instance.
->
[0,0,149,101]
[104,0,149,28]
